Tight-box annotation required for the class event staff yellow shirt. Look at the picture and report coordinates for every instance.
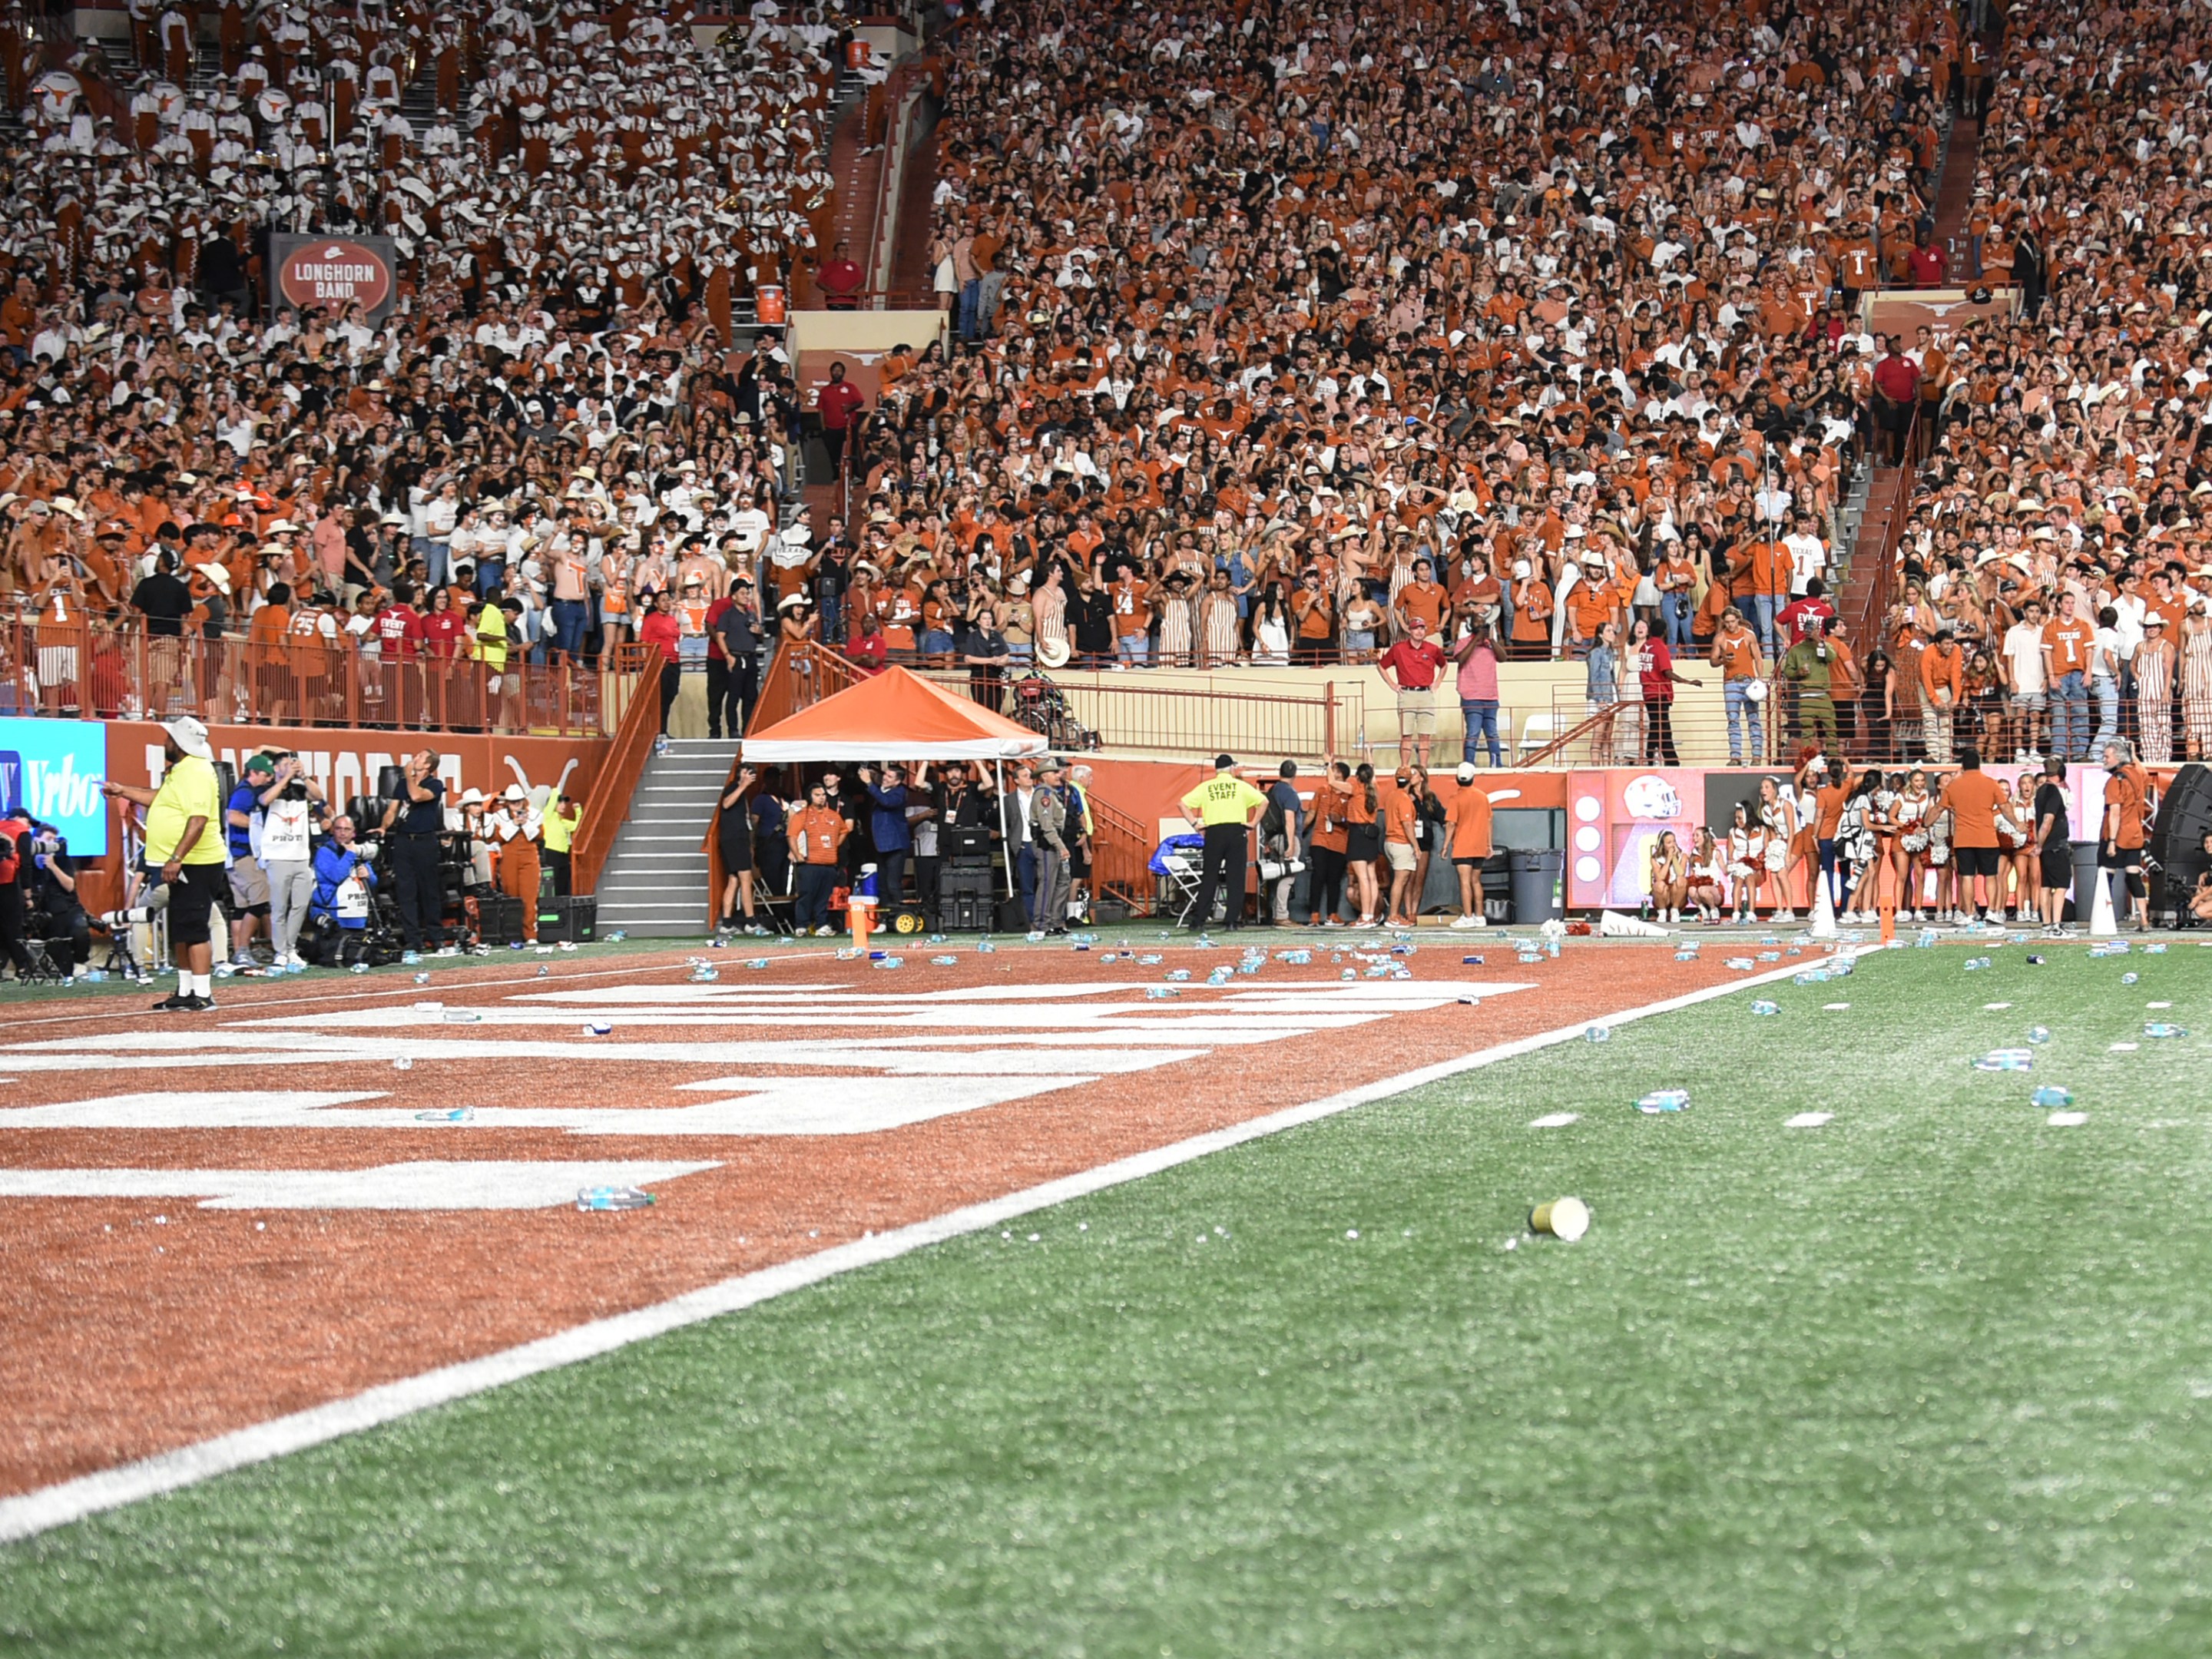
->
[1181,774,1269,826]
[473,604,510,669]
[144,754,227,865]
[542,803,579,854]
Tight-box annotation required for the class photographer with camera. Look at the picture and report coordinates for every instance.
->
[378,750,449,955]
[308,815,380,962]
[257,753,326,971]
[100,716,227,1011]
[28,823,90,980]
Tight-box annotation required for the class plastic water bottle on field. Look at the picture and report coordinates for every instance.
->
[1341,968,1357,980]
[1974,1048,2035,1071]
[1207,967,1233,986]
[931,955,957,965]
[2027,1025,2051,1045]
[577,1186,654,1212]
[2121,971,2139,985]
[1139,953,1164,965]
[1584,1025,1611,1043]
[1674,949,1698,962]
[2145,942,2168,955]
[748,959,771,970]
[1166,968,1190,982]
[1146,986,1179,999]
[349,962,370,975]
[977,939,997,954]
[2144,1022,2189,1040]
[1636,1089,1690,1114]
[1725,957,1756,971]
[2031,1086,2074,1108]
[1750,1000,1780,1016]
[606,930,628,944]
[1965,957,1992,971]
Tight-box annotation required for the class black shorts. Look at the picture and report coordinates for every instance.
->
[163,861,223,946]
[1453,854,1490,869]
[2098,843,2143,872]
[719,837,754,876]
[1346,822,1382,862]
[1954,846,2001,878]
[2041,850,2073,890]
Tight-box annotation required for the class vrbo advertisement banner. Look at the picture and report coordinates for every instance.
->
[0,717,109,856]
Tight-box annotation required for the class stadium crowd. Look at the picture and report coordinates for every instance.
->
[1873,0,2212,770]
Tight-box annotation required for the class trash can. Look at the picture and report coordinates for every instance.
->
[2068,839,2104,926]
[1508,849,1565,925]
[1479,853,1513,924]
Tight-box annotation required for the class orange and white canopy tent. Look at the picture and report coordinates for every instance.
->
[739,667,1050,763]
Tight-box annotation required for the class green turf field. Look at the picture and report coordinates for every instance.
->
[7,944,2212,1656]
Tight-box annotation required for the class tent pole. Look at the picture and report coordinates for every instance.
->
[996,758,1012,898]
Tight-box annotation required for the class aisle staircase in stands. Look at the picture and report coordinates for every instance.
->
[591,737,741,938]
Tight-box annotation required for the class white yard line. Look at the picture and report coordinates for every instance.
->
[0,950,1857,1545]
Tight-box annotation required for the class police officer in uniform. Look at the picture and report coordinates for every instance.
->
[1180,753,1270,929]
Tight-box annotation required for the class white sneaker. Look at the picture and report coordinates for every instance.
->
[813,926,834,937]
[1450,914,1482,929]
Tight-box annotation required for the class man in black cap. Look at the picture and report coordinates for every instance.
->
[1179,754,1268,929]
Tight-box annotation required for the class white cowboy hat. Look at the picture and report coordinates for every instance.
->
[164,716,214,760]
[1037,637,1071,669]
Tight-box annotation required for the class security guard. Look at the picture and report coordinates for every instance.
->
[1180,753,1270,929]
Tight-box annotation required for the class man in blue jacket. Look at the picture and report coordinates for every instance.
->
[857,763,912,905]
[307,815,380,962]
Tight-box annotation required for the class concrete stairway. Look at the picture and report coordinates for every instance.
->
[592,737,740,938]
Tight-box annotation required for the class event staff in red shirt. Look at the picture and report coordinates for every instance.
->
[1378,615,1447,770]
[817,361,866,478]
[1871,336,1922,466]
[638,587,684,733]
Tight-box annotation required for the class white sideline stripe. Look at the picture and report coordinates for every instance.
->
[0,950,1853,1545]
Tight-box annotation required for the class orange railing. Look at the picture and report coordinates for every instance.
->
[566,645,657,896]
[1087,793,1159,918]
[0,614,636,738]
[747,637,869,733]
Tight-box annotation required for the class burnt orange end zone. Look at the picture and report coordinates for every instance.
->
[0,943,1745,1498]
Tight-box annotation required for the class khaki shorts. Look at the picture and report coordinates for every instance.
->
[1384,840,1417,873]
[229,859,270,912]
[1396,686,1437,733]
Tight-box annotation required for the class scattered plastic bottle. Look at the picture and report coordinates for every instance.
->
[876,956,905,969]
[1965,957,1992,972]
[1584,1025,1611,1043]
[2122,972,2140,985]
[2025,954,2045,965]
[442,1009,482,1023]
[1341,968,1358,980]
[417,1107,473,1123]
[1757,951,1781,962]
[1750,1000,1781,1016]
[1197,934,1217,949]
[836,948,862,962]
[689,966,720,983]
[349,962,370,975]
[1636,1088,1690,1114]
[393,1056,413,1071]
[2031,1086,2074,1108]
[1237,959,1262,975]
[1146,986,1179,999]
[1725,957,1757,972]
[84,969,105,983]
[1026,930,1046,944]
[1365,963,1392,979]
[1463,955,1486,965]
[1207,968,1233,985]
[536,965,551,978]
[653,733,669,756]
[1166,968,1190,982]
[581,1022,612,1037]
[1916,929,1940,949]
[1138,953,1164,965]
[926,933,948,945]
[1674,949,1699,962]
[1280,949,1312,965]
[577,1186,654,1212]
[2027,1025,2051,1045]
[606,930,628,944]
[1071,932,1100,945]
[2144,942,2168,955]
[2144,1023,2189,1040]
[977,940,997,954]
[748,959,771,970]
[1793,969,1831,985]
[929,952,961,966]
[1974,1048,2035,1071]
[401,950,421,965]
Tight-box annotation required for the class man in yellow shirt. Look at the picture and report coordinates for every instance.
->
[541,788,581,896]
[100,716,228,1011]
[1180,753,1270,929]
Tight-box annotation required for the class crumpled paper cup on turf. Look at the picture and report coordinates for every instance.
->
[1529,1197,1590,1240]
